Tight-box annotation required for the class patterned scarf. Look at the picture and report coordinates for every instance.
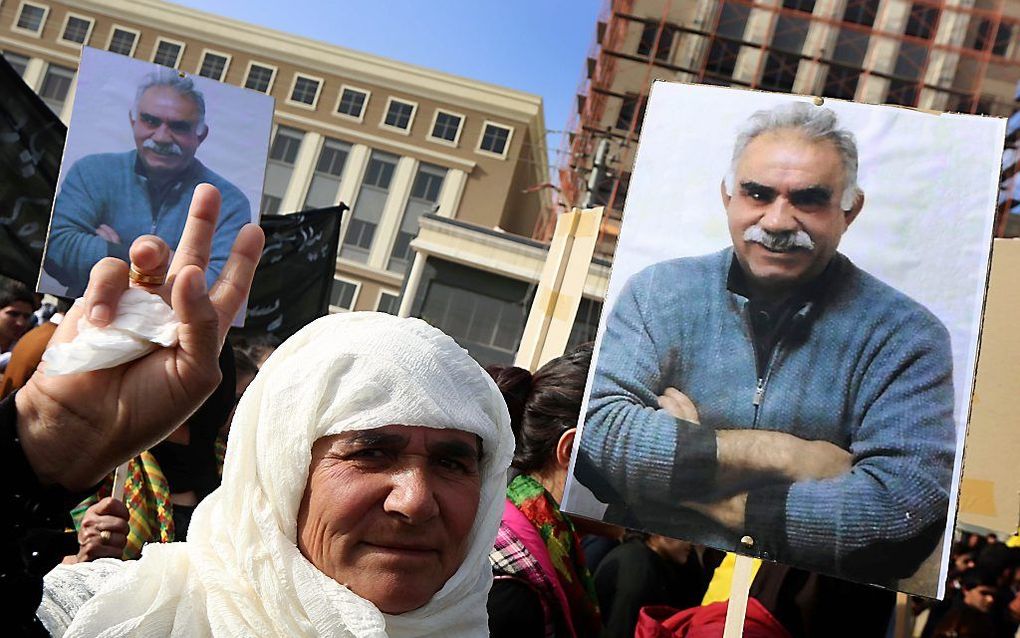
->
[71,451,174,559]
[505,473,602,637]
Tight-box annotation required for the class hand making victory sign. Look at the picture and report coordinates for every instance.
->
[16,184,264,491]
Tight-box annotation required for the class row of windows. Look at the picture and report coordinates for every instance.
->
[329,279,399,314]
[262,126,449,277]
[9,1,517,158]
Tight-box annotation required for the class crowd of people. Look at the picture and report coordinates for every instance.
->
[3,186,1019,637]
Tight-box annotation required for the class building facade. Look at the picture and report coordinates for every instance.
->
[0,0,553,339]
[552,0,1020,258]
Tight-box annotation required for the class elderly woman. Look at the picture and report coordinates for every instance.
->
[12,186,514,636]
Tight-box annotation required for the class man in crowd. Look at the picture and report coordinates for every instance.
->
[0,280,36,370]
[43,68,251,297]
[576,101,955,588]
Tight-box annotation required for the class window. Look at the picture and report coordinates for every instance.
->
[39,64,74,113]
[289,74,322,107]
[15,3,48,35]
[904,3,939,40]
[704,39,740,78]
[329,279,359,312]
[759,51,800,91]
[822,65,860,100]
[567,297,604,351]
[478,122,513,157]
[974,20,1014,56]
[885,79,918,107]
[388,163,446,274]
[377,291,400,315]
[152,39,184,68]
[342,151,398,263]
[60,15,92,45]
[303,138,351,210]
[616,94,638,130]
[636,22,676,61]
[262,126,305,215]
[429,110,463,145]
[198,51,230,80]
[782,0,815,13]
[336,86,369,120]
[3,51,30,77]
[107,27,138,56]
[382,98,417,132]
[244,62,276,93]
[843,0,879,27]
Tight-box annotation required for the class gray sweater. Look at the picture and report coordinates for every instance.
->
[44,150,251,297]
[578,248,955,583]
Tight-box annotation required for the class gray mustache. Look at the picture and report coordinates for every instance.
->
[143,139,183,156]
[743,226,815,252]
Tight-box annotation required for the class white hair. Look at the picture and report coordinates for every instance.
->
[724,102,861,211]
[132,68,207,135]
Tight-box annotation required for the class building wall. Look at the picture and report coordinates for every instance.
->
[0,0,550,317]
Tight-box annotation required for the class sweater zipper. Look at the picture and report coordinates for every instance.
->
[749,320,791,429]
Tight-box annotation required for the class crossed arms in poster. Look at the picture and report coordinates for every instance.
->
[578,256,956,584]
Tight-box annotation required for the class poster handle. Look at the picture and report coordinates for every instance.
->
[722,554,755,638]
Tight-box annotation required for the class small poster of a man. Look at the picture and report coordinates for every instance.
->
[38,47,273,312]
[562,82,1004,598]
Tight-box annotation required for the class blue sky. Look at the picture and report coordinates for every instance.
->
[173,0,603,176]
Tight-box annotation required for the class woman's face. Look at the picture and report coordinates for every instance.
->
[297,425,482,614]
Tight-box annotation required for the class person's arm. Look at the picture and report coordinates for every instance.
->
[705,313,956,579]
[17,184,264,492]
[578,268,718,506]
[579,270,851,507]
[44,159,128,292]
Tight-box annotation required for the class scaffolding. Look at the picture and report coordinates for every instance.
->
[546,0,1020,258]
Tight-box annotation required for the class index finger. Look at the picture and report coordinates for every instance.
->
[167,183,221,286]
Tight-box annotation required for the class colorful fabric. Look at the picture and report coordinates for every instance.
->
[500,473,601,637]
[71,451,174,560]
[491,523,557,638]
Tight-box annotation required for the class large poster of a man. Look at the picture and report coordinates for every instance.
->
[38,47,273,308]
[562,82,1003,598]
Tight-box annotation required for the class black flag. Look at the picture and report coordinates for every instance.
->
[235,205,345,340]
[0,55,66,286]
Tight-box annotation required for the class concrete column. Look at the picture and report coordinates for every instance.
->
[398,250,428,317]
[59,73,78,126]
[436,168,467,218]
[22,58,46,91]
[367,156,417,269]
[279,131,322,214]
[334,143,370,249]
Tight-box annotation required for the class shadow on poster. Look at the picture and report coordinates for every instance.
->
[37,47,273,324]
[561,82,1003,599]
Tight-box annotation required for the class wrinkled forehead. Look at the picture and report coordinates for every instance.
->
[736,130,845,189]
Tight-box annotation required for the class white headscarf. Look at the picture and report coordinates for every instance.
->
[45,312,514,637]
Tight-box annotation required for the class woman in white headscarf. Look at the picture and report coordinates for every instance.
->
[40,310,515,637]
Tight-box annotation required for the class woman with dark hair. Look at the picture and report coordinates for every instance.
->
[486,343,603,638]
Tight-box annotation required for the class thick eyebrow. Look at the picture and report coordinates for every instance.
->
[336,431,408,451]
[788,185,834,207]
[428,438,482,462]
[739,180,776,200]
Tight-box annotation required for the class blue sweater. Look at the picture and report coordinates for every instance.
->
[43,151,251,297]
[578,248,955,583]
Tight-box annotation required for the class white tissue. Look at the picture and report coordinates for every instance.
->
[42,288,180,376]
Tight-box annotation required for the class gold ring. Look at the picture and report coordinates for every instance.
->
[99,529,112,543]
[128,264,166,286]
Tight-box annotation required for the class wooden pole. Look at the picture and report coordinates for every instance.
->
[722,554,755,638]
[514,206,603,371]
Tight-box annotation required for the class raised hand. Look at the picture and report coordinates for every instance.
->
[16,184,264,491]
